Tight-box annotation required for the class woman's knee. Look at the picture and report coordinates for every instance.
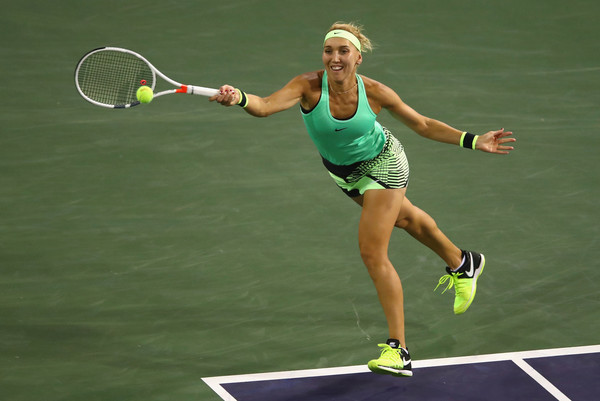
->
[359,243,388,271]
[394,198,417,229]
[395,200,438,234]
[395,215,410,229]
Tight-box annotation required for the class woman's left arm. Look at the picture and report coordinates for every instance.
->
[372,80,516,154]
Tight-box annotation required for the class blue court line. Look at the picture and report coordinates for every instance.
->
[203,344,600,401]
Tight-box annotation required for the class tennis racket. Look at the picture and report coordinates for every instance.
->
[75,47,219,108]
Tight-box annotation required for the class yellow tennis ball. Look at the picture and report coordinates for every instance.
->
[136,86,154,104]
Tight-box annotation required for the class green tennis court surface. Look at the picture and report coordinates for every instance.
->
[1,1,598,400]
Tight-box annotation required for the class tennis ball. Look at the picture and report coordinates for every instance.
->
[136,86,154,104]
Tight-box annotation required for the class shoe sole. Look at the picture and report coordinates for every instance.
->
[455,253,485,315]
[368,362,413,377]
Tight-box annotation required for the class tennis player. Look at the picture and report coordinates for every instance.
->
[210,22,515,377]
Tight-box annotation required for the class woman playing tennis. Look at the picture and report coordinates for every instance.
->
[211,22,515,377]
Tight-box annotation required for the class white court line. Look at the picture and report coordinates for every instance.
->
[513,358,571,401]
[202,344,600,401]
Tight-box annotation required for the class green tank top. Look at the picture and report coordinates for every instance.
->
[301,71,385,165]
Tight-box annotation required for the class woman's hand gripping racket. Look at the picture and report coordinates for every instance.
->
[75,47,219,108]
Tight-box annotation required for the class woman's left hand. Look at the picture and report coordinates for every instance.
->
[476,129,516,154]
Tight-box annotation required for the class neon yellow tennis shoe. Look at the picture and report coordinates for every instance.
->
[435,250,485,314]
[367,340,413,377]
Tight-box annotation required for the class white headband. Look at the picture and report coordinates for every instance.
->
[324,30,362,52]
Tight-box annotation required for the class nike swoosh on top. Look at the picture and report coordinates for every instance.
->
[334,128,347,132]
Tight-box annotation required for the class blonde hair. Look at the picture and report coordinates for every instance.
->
[326,21,374,53]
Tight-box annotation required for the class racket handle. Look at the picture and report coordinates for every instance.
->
[176,85,220,97]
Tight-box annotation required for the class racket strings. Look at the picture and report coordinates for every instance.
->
[77,50,154,106]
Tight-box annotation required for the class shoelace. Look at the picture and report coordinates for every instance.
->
[434,272,469,295]
[377,344,403,363]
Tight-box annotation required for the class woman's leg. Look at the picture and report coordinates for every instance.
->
[394,197,463,270]
[355,188,407,348]
[393,197,486,315]
[352,190,465,347]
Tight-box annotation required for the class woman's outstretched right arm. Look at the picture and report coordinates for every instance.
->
[210,74,309,117]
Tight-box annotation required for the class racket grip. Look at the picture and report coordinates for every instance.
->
[177,85,220,97]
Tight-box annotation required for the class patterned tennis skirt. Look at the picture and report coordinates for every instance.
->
[321,128,410,198]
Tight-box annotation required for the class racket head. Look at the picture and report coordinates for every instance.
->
[75,47,156,108]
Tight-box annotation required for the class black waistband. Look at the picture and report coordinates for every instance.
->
[321,157,365,179]
[321,128,391,179]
